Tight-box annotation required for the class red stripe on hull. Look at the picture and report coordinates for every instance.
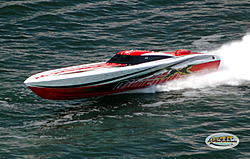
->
[28,60,220,100]
[28,86,135,100]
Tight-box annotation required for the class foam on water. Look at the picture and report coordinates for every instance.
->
[126,33,250,94]
[156,33,250,92]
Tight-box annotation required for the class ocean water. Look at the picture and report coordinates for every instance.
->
[1,0,250,158]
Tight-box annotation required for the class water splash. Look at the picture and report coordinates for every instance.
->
[213,33,250,73]
[156,33,250,92]
[121,34,250,94]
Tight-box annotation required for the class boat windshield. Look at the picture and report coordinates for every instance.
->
[107,54,172,65]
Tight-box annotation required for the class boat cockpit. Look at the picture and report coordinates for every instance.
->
[107,54,173,65]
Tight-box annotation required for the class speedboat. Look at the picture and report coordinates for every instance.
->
[24,49,220,100]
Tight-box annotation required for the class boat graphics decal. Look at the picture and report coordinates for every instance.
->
[112,64,194,90]
[30,56,199,88]
[33,63,125,80]
[31,66,160,88]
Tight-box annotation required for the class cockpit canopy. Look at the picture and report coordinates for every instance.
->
[107,54,173,65]
[107,49,199,65]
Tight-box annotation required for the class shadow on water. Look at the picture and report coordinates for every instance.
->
[39,89,199,129]
[56,93,160,120]
[33,92,168,126]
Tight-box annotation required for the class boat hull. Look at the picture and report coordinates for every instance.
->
[26,60,220,100]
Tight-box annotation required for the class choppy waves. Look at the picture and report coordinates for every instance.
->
[1,0,250,158]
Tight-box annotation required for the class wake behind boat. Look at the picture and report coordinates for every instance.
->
[24,49,220,100]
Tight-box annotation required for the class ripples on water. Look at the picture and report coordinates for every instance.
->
[0,0,250,158]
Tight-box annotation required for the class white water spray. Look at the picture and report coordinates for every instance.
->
[156,33,250,92]
[126,33,250,94]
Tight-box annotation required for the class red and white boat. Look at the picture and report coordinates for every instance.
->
[24,49,220,100]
